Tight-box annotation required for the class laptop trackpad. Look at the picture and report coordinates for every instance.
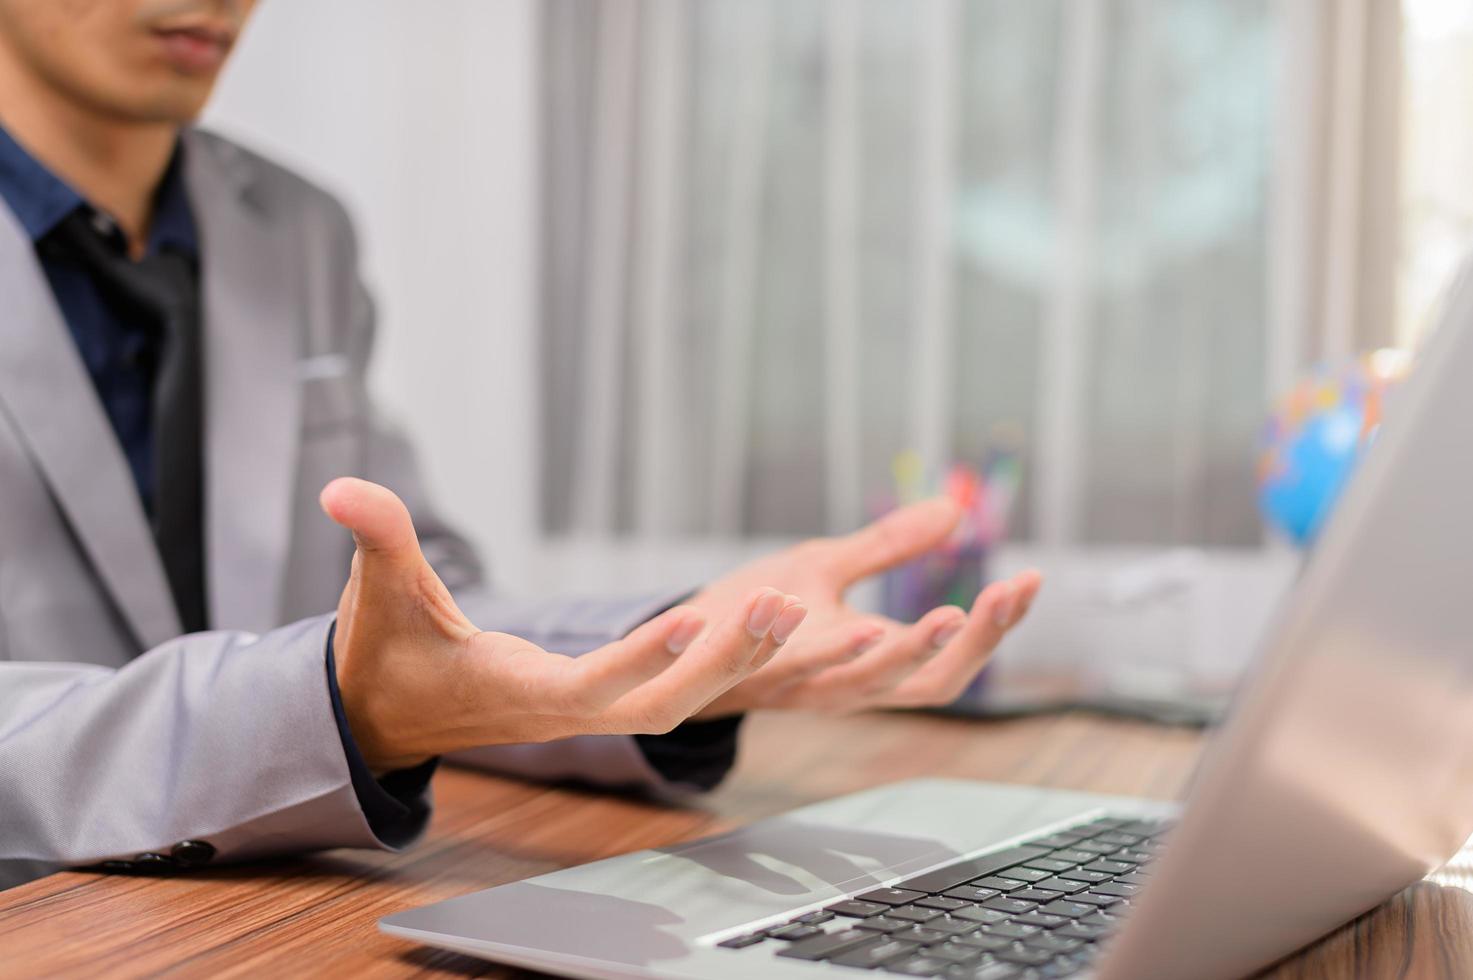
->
[381,778,1149,968]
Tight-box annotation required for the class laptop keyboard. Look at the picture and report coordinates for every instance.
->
[715,814,1173,978]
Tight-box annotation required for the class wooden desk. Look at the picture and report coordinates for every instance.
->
[2,710,1471,978]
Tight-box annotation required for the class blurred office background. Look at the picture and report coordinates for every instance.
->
[204,0,1473,696]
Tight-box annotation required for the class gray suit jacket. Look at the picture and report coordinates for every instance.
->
[0,130,690,890]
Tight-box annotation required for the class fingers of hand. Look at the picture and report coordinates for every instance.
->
[888,570,1044,706]
[1007,568,1044,625]
[749,620,888,697]
[755,592,809,668]
[603,588,806,733]
[825,497,962,585]
[793,605,966,704]
[680,590,805,693]
[559,606,709,715]
[977,568,1043,631]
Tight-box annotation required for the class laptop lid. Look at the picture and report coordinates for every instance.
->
[1100,264,1473,980]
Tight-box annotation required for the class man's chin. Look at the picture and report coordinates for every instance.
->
[104,86,217,127]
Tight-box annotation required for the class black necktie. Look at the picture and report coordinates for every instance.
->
[41,209,209,634]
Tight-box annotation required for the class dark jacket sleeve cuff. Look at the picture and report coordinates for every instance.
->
[325,623,437,848]
[624,589,745,791]
[634,714,744,792]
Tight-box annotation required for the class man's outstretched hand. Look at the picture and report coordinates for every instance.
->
[688,498,1042,718]
[320,478,807,773]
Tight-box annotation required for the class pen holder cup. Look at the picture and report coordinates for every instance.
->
[879,542,992,703]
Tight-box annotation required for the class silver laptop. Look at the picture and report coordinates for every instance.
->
[381,266,1473,980]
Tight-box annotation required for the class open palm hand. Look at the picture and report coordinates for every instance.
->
[688,498,1041,717]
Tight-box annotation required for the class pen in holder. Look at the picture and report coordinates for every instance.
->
[880,542,988,624]
[875,448,1022,705]
[880,540,991,701]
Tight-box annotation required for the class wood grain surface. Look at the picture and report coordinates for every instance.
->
[1,709,1469,978]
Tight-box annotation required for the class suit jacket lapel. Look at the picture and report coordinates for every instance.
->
[185,131,302,634]
[0,206,183,650]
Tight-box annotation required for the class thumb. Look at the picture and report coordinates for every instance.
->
[320,477,423,566]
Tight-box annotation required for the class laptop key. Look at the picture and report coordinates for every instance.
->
[915,896,970,911]
[1075,840,1124,855]
[1080,912,1123,928]
[829,937,921,969]
[1093,832,1144,846]
[891,926,953,945]
[883,953,952,976]
[998,866,1052,883]
[1050,952,1096,972]
[925,944,983,966]
[1090,882,1140,898]
[950,906,1009,925]
[980,897,1036,915]
[1055,922,1111,941]
[1081,859,1133,875]
[1006,889,1065,904]
[859,888,931,906]
[973,876,1029,892]
[795,910,836,925]
[717,932,765,949]
[857,915,913,933]
[897,847,1050,894]
[1057,869,1110,884]
[1068,892,1120,908]
[980,922,1040,940]
[889,905,944,923]
[1114,872,1150,886]
[948,964,1025,980]
[1046,849,1095,864]
[1038,900,1095,919]
[767,923,824,941]
[1031,877,1087,895]
[1010,911,1067,929]
[1025,933,1085,954]
[831,900,891,918]
[927,916,984,937]
[1022,858,1077,873]
[777,927,883,961]
[944,886,1002,903]
[995,946,1055,966]
[951,932,1013,952]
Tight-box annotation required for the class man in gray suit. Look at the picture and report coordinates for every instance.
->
[0,0,1042,890]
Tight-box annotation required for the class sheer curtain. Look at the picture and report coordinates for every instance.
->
[536,0,1399,550]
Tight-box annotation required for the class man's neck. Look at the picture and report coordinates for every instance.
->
[0,60,178,258]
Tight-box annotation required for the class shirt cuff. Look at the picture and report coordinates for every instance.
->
[624,589,746,791]
[324,623,437,848]
[634,714,745,792]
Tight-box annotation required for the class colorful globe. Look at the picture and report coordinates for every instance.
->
[1258,349,1412,546]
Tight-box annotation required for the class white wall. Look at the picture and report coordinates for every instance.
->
[202,0,542,591]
